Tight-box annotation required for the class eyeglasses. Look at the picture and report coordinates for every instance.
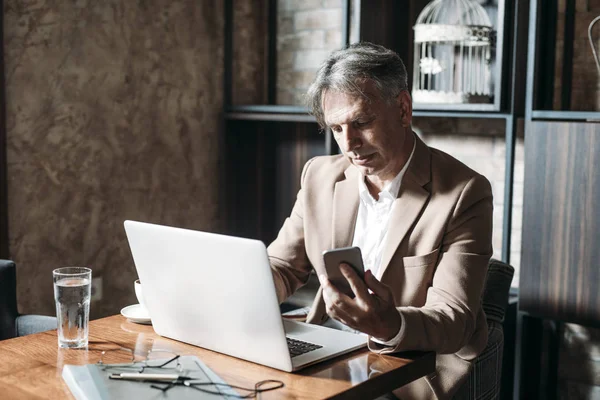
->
[154,360,284,398]
[96,347,284,398]
[97,347,182,373]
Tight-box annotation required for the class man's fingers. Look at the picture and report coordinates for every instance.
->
[320,274,352,308]
[326,302,356,327]
[319,274,343,299]
[340,263,371,303]
[323,290,359,329]
[320,273,361,320]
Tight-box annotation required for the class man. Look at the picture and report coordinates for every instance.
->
[268,42,493,399]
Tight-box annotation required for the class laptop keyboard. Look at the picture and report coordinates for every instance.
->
[286,337,323,358]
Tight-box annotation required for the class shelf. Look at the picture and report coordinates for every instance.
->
[227,105,309,113]
[226,112,316,123]
[413,111,512,120]
[531,110,600,122]
[226,105,513,122]
[413,103,501,112]
[225,105,316,123]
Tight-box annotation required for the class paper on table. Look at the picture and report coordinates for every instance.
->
[282,306,311,322]
[62,355,237,399]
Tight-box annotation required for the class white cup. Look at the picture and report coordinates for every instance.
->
[134,279,148,312]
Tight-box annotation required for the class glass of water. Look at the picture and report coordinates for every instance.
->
[53,267,92,348]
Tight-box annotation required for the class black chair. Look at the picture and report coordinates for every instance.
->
[0,259,57,340]
[454,259,515,399]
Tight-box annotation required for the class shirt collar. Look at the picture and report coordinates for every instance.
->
[357,134,417,204]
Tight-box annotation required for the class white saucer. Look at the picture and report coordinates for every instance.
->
[121,304,152,325]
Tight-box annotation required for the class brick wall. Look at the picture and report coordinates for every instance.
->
[276,0,344,105]
[413,118,524,288]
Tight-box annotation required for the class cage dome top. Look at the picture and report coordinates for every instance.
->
[416,0,492,27]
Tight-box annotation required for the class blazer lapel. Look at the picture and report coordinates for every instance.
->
[332,165,360,249]
[310,165,358,326]
[377,134,432,279]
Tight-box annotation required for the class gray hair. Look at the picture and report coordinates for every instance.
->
[306,42,408,128]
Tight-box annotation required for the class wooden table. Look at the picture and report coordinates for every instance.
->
[0,315,435,399]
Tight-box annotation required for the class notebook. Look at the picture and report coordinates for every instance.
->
[62,356,237,399]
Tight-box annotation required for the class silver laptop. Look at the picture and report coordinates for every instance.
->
[123,220,367,372]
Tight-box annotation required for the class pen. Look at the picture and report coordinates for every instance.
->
[109,372,191,382]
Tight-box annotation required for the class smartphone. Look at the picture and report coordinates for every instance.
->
[322,247,365,297]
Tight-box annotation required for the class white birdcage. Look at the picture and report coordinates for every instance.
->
[412,0,495,105]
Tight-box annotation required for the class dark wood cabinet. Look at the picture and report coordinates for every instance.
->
[520,121,600,327]
[225,120,323,243]
[514,1,600,397]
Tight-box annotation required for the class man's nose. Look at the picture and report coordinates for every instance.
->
[340,126,361,152]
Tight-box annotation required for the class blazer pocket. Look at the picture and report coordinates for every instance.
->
[402,248,440,268]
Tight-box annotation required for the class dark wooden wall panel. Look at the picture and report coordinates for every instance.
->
[225,120,271,241]
[359,0,410,60]
[358,0,429,89]
[520,121,600,326]
[226,121,324,244]
[272,123,325,236]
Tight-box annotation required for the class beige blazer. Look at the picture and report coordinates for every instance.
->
[268,133,493,399]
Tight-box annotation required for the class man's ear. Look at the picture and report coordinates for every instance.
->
[396,90,413,127]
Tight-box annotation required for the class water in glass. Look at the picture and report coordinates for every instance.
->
[53,268,91,348]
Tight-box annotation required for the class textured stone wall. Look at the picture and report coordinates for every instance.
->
[232,0,269,105]
[4,1,224,318]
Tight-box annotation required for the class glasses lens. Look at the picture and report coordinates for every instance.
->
[100,348,135,365]
[145,350,179,368]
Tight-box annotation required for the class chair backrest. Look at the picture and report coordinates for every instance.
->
[0,260,18,340]
[454,259,515,399]
[481,259,515,324]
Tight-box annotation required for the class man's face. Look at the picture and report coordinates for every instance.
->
[322,81,412,183]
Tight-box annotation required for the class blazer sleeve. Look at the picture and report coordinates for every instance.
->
[267,158,315,303]
[369,174,493,356]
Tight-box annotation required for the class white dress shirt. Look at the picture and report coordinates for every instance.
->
[325,140,416,346]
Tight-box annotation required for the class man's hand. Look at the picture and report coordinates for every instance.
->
[318,264,401,341]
